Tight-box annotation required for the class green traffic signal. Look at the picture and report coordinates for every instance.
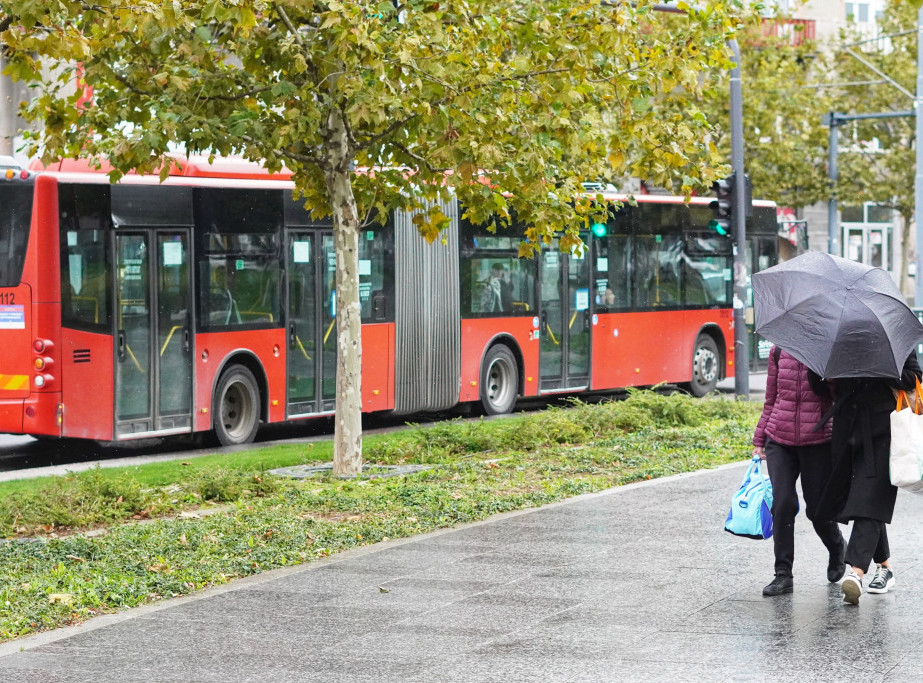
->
[707,219,729,236]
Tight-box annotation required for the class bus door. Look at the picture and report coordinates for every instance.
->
[539,240,591,392]
[114,231,193,437]
[286,231,337,416]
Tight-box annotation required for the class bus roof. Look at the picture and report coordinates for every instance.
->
[26,157,776,208]
[29,155,294,181]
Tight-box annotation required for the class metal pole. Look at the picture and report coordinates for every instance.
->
[827,113,839,256]
[729,39,749,399]
[915,7,923,306]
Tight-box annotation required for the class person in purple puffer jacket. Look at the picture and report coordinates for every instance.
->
[753,345,846,597]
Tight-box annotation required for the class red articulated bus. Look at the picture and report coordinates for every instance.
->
[0,156,776,445]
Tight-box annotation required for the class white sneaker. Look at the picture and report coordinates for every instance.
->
[867,564,895,594]
[842,569,862,605]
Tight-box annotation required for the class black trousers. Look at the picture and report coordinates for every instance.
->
[765,439,845,578]
[845,517,890,571]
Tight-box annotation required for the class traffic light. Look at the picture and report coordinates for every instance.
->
[708,174,734,236]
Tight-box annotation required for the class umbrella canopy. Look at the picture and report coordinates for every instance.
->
[752,251,923,379]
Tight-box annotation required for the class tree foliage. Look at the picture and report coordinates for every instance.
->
[694,17,832,207]
[1,0,748,472]
[827,0,917,291]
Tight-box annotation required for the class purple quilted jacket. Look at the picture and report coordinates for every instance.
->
[752,346,833,447]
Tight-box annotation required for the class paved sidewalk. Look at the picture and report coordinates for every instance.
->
[5,460,923,682]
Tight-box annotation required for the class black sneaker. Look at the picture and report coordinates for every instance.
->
[762,575,794,596]
[827,544,846,583]
[867,564,895,594]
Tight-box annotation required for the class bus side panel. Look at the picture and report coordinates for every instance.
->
[30,175,62,305]
[591,312,672,389]
[684,309,735,379]
[193,329,286,432]
[22,302,63,436]
[458,318,539,403]
[61,329,114,440]
[361,323,394,412]
[592,310,732,390]
[0,283,34,403]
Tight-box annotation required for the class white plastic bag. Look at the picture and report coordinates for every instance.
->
[889,379,923,494]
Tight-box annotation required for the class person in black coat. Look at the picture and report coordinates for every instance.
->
[816,351,923,605]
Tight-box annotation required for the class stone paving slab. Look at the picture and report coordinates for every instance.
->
[5,459,923,682]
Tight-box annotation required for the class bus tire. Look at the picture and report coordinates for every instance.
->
[480,345,519,415]
[213,365,261,446]
[687,334,720,397]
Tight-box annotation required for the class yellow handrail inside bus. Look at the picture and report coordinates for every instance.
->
[568,311,577,330]
[545,323,560,345]
[125,344,144,374]
[160,326,182,357]
[323,318,336,345]
[295,335,311,361]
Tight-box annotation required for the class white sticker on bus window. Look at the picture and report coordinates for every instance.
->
[597,257,608,272]
[293,241,310,263]
[67,231,78,247]
[69,255,83,294]
[723,268,732,281]
[575,288,590,311]
[359,259,371,276]
[162,241,183,266]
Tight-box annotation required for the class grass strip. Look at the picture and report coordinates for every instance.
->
[0,391,761,642]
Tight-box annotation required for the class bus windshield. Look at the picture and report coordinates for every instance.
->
[0,183,33,287]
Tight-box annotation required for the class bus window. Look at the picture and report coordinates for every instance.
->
[59,184,112,331]
[359,222,394,323]
[634,234,682,308]
[683,235,732,307]
[459,216,535,317]
[0,183,32,287]
[592,208,631,310]
[194,189,283,329]
[463,257,535,315]
[112,186,193,226]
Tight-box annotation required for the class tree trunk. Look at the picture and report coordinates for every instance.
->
[323,107,363,477]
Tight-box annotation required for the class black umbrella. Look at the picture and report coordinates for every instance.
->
[752,251,923,379]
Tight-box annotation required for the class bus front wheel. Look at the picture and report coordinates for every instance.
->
[687,334,720,397]
[214,365,261,446]
[480,345,519,415]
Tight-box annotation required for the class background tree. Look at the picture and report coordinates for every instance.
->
[1,0,746,475]
[694,16,832,207]
[827,0,917,294]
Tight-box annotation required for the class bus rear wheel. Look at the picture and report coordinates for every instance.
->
[687,334,720,397]
[214,365,261,446]
[480,345,519,415]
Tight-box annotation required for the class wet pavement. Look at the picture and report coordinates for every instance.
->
[4,455,923,682]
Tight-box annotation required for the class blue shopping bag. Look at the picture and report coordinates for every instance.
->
[724,456,774,540]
